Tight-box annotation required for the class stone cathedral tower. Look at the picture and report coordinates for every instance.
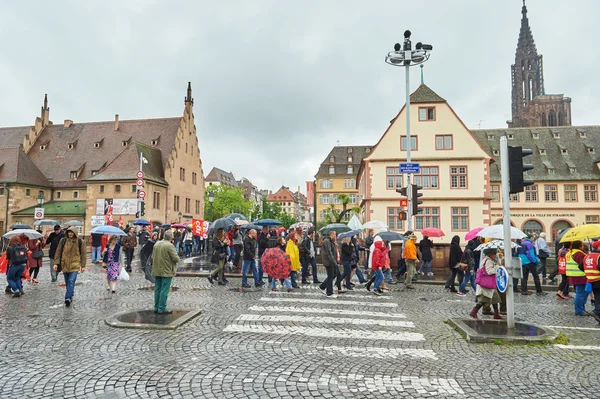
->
[507,1,572,128]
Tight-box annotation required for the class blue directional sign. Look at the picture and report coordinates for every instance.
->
[496,266,509,293]
[399,163,420,174]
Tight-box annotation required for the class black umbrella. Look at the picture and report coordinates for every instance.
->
[241,223,263,231]
[319,223,351,235]
[554,228,571,255]
[10,224,31,230]
[210,217,236,232]
[376,231,408,242]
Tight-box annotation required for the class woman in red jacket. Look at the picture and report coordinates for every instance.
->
[27,238,45,283]
[372,240,387,296]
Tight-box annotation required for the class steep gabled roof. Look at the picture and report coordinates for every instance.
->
[315,145,371,179]
[0,146,51,187]
[0,126,30,147]
[267,186,296,202]
[85,142,166,185]
[471,125,600,181]
[205,167,238,186]
[409,84,446,104]
[26,117,182,186]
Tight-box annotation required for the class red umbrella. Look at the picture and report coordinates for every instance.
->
[421,227,445,238]
[260,248,292,280]
[465,227,484,241]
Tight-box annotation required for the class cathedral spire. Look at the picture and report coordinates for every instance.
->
[185,82,194,105]
[517,0,536,53]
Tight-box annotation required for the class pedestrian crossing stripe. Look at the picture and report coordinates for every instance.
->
[319,345,438,360]
[268,291,392,299]
[247,305,406,318]
[236,314,414,328]
[259,297,398,307]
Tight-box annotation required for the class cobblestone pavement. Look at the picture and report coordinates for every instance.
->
[1,259,599,398]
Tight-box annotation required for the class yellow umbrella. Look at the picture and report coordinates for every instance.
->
[559,224,600,243]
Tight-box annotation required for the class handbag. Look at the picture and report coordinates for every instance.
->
[32,250,44,259]
[475,261,497,289]
[119,267,130,281]
[538,249,549,259]
[454,251,468,270]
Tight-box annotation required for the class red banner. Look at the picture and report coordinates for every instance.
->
[118,215,124,228]
[192,219,209,238]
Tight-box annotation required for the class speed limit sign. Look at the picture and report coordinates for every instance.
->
[136,170,145,179]
[138,190,146,199]
[34,208,45,220]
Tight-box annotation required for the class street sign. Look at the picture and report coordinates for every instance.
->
[496,266,509,293]
[91,216,105,227]
[138,190,146,199]
[399,162,420,174]
[136,179,144,186]
[136,170,145,179]
[34,208,44,220]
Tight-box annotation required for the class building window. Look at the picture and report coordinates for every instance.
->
[174,195,180,212]
[450,166,468,189]
[320,180,332,189]
[115,185,121,193]
[492,150,499,156]
[584,185,598,202]
[122,141,128,147]
[588,148,595,154]
[130,184,136,193]
[570,168,576,173]
[180,168,185,181]
[418,107,435,121]
[414,167,439,189]
[561,148,568,155]
[40,144,47,150]
[564,184,577,202]
[94,142,100,149]
[544,185,557,202]
[347,165,353,174]
[185,198,191,213]
[99,185,105,193]
[586,215,599,224]
[491,185,500,202]
[539,149,546,155]
[386,167,402,190]
[68,144,74,150]
[344,179,355,189]
[70,171,78,179]
[387,208,405,231]
[487,135,494,141]
[25,189,31,197]
[579,131,587,138]
[365,148,370,153]
[510,193,519,202]
[507,134,514,140]
[195,200,200,214]
[329,156,335,163]
[435,135,453,150]
[332,195,342,205]
[451,207,469,231]
[56,191,62,199]
[0,187,4,196]
[349,194,357,204]
[186,143,188,153]
[401,136,418,151]
[532,133,540,139]
[347,156,353,162]
[151,139,158,146]
[329,166,335,174]
[553,132,560,139]
[91,170,99,176]
[153,191,160,209]
[319,194,330,205]
[192,172,197,185]
[415,207,440,230]
[548,168,556,175]
[525,185,538,202]
[73,191,79,199]
[348,148,353,153]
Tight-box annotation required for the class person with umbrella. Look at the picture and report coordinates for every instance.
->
[121,227,137,273]
[90,231,103,264]
[566,240,589,316]
[319,230,342,297]
[257,226,272,283]
[208,229,229,285]
[45,224,65,282]
[5,236,28,297]
[555,242,571,300]
[583,241,600,324]
[518,234,546,296]
[301,230,320,284]
[137,225,151,253]
[272,236,292,291]
[102,235,123,293]
[445,235,464,293]
[140,231,159,288]
[418,235,434,277]
[371,237,387,296]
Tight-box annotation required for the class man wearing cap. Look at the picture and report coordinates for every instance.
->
[45,224,65,282]
[518,234,546,296]
[583,241,600,324]
[403,234,418,289]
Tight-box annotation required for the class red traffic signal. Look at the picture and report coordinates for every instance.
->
[400,199,408,207]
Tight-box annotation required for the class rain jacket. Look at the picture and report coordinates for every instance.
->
[54,228,86,273]
[286,239,301,272]
[518,239,538,265]
[322,237,338,267]
[368,236,383,266]
[151,238,179,278]
[403,239,418,261]
[372,241,387,271]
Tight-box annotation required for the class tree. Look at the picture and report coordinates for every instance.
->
[204,185,251,221]
[325,193,361,223]
[279,213,297,229]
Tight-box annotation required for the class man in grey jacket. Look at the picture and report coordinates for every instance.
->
[319,231,342,297]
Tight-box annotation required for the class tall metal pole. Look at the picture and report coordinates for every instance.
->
[500,136,515,329]
[405,63,413,232]
[137,152,143,220]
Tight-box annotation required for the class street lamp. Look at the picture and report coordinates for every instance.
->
[178,211,182,223]
[36,191,45,206]
[385,30,433,232]
[208,191,215,222]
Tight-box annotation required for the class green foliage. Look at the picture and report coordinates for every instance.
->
[553,333,570,345]
[204,185,251,221]
[279,213,297,229]
[323,193,361,223]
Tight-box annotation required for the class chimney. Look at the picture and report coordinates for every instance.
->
[63,119,73,128]
[114,114,119,131]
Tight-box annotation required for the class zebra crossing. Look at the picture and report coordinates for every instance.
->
[222,286,465,396]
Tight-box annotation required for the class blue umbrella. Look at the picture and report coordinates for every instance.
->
[255,218,282,226]
[241,223,263,231]
[337,229,361,240]
[133,219,150,226]
[162,223,171,228]
[89,225,128,236]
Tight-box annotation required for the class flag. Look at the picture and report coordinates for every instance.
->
[192,219,204,237]
[118,215,124,228]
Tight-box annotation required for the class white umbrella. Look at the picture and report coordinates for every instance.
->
[3,229,44,239]
[475,240,520,252]
[347,215,363,230]
[362,220,388,229]
[234,219,249,226]
[478,225,527,240]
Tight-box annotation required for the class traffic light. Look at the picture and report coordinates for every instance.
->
[398,211,407,220]
[412,184,423,215]
[396,187,408,196]
[140,201,146,217]
[508,146,534,194]
[400,199,408,207]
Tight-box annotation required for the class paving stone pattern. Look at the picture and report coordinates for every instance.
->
[0,259,599,398]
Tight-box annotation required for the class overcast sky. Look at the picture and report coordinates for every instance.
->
[1,1,598,194]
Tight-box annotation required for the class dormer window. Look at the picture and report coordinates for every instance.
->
[70,171,78,179]
[329,156,335,163]
[91,170,99,176]
[348,156,353,162]
[579,131,587,138]
[548,168,555,175]
[539,149,546,155]
[94,142,100,148]
[588,147,596,154]
[329,166,335,174]
[532,133,540,139]
[122,141,128,147]
[347,165,353,174]
[487,135,493,141]
[151,139,158,146]
[492,150,499,156]
[348,148,353,153]
[68,143,74,150]
[561,149,568,155]
[570,167,576,173]
[553,132,560,139]
[40,144,47,150]
[507,134,514,140]
[366,148,371,153]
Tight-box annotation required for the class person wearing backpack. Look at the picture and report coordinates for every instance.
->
[53,227,86,307]
[6,236,29,297]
